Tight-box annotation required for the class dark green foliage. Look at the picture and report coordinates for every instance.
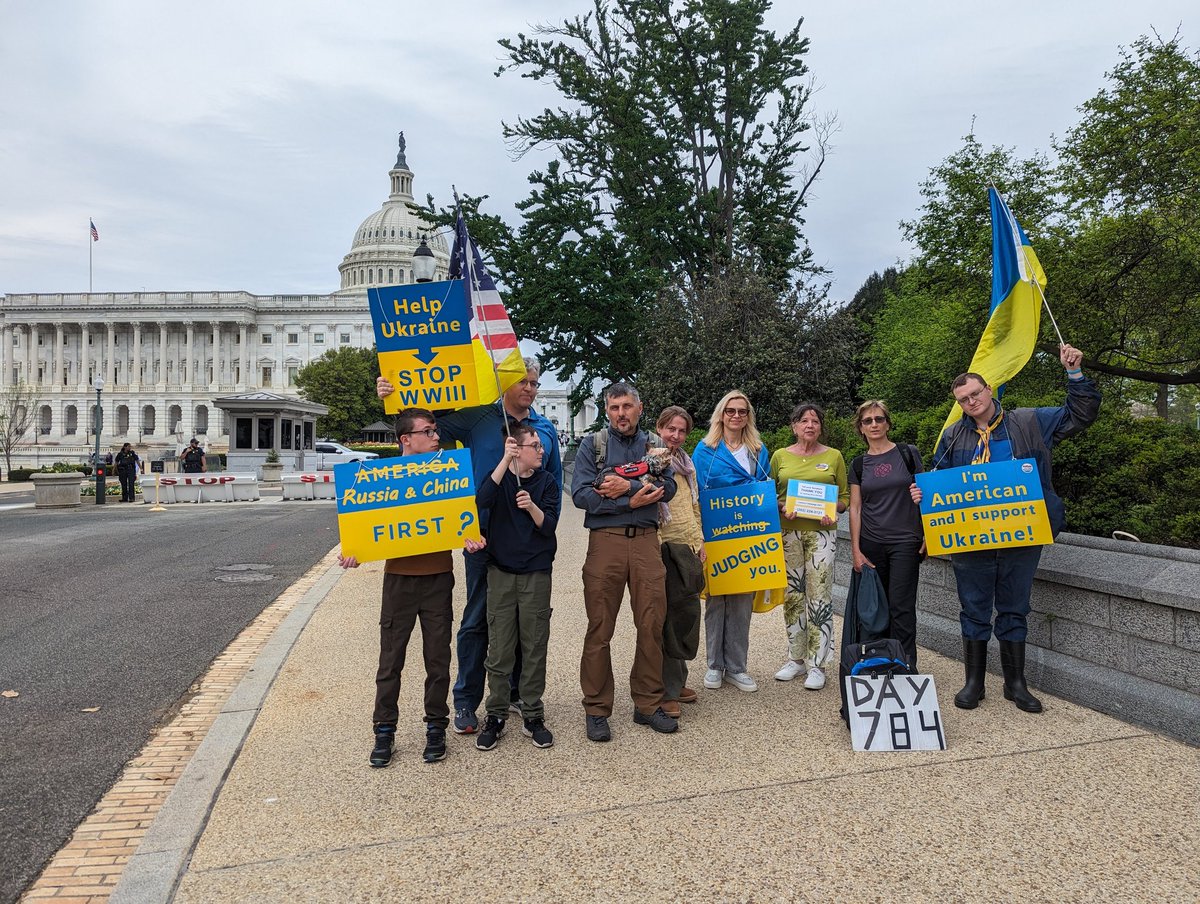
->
[294,347,385,443]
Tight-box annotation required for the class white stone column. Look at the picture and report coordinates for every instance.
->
[131,323,142,390]
[210,320,220,390]
[105,322,116,387]
[79,323,91,388]
[29,323,41,386]
[184,321,194,389]
[157,321,168,388]
[0,323,10,389]
[274,324,284,389]
[238,323,249,390]
[53,323,64,391]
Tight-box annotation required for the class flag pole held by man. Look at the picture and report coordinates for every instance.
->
[917,188,1101,715]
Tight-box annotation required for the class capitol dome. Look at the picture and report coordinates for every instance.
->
[337,133,450,292]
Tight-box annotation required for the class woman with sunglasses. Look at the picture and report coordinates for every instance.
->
[847,400,924,669]
[692,390,771,693]
[769,403,848,690]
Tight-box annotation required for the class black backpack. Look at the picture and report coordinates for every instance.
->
[839,638,913,726]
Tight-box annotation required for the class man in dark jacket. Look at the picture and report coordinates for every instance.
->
[926,343,1101,714]
[571,382,678,742]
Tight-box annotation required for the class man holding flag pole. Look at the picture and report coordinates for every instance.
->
[377,206,561,736]
[916,187,1100,715]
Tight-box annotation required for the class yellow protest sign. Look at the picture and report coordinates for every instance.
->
[335,450,480,562]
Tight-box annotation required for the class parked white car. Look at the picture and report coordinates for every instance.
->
[313,440,380,470]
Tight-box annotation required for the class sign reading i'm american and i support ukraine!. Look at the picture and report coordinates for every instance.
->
[370,280,478,416]
[914,459,1053,555]
[699,481,787,597]
[335,450,482,563]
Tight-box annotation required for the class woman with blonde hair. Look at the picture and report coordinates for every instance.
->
[769,403,848,690]
[691,390,771,693]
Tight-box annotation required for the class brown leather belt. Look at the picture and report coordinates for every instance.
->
[597,526,657,538]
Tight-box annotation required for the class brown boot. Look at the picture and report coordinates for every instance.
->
[678,687,698,704]
[661,700,682,718]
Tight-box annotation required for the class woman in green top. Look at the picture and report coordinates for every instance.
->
[769,403,848,690]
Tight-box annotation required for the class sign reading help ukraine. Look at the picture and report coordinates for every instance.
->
[914,459,1053,555]
[370,280,478,415]
[335,450,481,562]
[699,480,787,597]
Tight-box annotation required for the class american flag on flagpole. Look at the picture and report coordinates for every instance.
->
[90,219,99,242]
[448,212,525,402]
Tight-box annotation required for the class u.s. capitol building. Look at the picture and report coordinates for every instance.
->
[1,135,590,466]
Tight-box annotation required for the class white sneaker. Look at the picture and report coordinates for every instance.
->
[804,667,826,690]
[703,668,723,689]
[725,671,759,693]
[775,660,804,682]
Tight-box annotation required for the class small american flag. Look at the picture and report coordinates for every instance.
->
[90,219,99,242]
[448,213,519,364]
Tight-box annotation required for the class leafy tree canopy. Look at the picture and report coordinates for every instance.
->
[295,347,385,442]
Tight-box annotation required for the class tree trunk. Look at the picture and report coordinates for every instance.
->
[1156,383,1169,419]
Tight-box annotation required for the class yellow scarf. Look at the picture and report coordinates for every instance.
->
[972,408,1005,464]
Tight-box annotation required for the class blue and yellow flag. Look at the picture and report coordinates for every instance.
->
[938,188,1045,442]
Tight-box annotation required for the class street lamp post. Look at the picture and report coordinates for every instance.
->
[1194,402,1199,431]
[93,376,106,505]
[412,236,436,284]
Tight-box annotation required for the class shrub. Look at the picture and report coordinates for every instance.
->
[8,468,34,482]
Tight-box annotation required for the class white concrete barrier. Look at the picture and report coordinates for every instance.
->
[138,474,260,504]
[281,473,338,501]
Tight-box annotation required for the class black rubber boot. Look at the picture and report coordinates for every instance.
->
[369,724,395,768]
[953,638,988,709]
[999,640,1043,713]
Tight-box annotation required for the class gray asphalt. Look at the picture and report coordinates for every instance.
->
[0,498,339,904]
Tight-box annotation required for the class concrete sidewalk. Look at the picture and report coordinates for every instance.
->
[114,501,1197,903]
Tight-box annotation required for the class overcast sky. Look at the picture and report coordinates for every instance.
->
[0,0,1192,306]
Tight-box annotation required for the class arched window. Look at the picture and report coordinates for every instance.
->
[388,268,394,282]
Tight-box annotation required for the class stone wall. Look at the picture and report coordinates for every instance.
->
[833,523,1200,745]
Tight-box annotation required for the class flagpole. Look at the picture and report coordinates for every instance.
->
[453,188,521,486]
[89,219,93,293]
[988,183,1066,347]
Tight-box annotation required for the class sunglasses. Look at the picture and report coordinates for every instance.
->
[724,407,749,417]
[860,416,888,426]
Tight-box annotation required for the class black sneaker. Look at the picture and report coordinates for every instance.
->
[370,724,395,768]
[422,724,447,763]
[585,714,611,742]
[633,707,679,734]
[522,718,554,749]
[475,715,506,751]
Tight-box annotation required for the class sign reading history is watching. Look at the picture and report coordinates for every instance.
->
[698,481,787,597]
[335,450,481,562]
[369,280,478,414]
[914,459,1053,555]
[846,674,947,752]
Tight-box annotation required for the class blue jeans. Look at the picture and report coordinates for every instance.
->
[453,547,491,711]
[454,547,526,712]
[950,546,1043,642]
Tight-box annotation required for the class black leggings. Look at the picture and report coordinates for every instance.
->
[858,537,923,669]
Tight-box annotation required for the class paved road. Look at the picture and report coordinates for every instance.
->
[0,498,339,903]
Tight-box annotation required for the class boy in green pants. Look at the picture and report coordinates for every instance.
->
[474,423,559,750]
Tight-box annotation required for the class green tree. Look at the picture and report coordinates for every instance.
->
[496,0,832,404]
[640,264,852,429]
[294,347,385,442]
[1048,33,1200,413]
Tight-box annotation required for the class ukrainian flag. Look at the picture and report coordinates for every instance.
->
[938,188,1046,440]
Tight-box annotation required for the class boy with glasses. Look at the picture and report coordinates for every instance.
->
[339,407,485,767]
[473,423,560,750]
